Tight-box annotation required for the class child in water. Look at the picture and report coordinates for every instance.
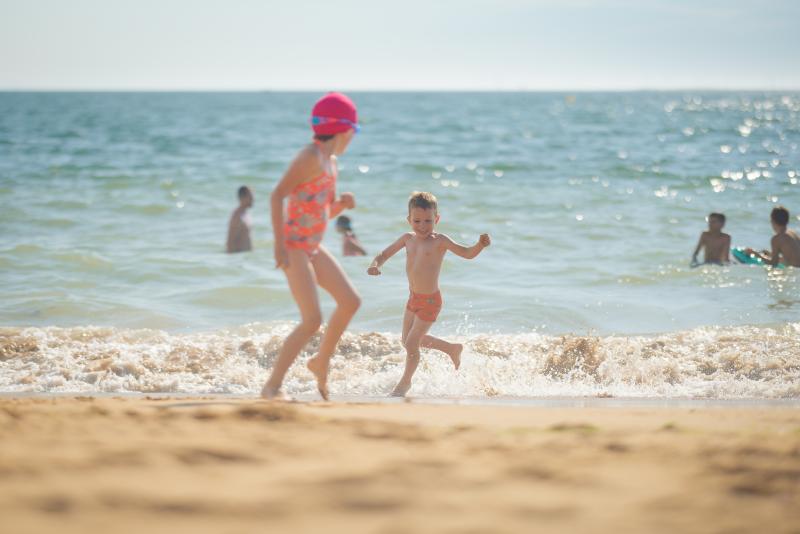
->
[746,206,800,267]
[691,212,730,265]
[336,215,367,256]
[226,185,253,253]
[368,191,491,397]
[262,93,361,400]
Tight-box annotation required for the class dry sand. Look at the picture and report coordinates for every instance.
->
[1,397,798,534]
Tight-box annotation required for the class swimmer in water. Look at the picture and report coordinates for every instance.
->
[691,212,730,266]
[336,215,367,256]
[226,186,253,253]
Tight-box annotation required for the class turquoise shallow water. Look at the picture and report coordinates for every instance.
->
[1,92,799,397]
[1,91,798,334]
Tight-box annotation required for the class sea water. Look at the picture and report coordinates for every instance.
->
[1,92,798,397]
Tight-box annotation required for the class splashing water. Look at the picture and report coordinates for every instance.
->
[2,322,798,399]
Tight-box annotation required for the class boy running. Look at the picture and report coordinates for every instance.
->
[368,192,490,397]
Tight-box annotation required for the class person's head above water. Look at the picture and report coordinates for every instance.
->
[238,185,253,208]
[336,215,353,233]
[311,92,358,155]
[708,212,726,231]
[407,191,440,237]
[771,206,790,230]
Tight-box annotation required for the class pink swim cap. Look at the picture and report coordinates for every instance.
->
[310,92,358,136]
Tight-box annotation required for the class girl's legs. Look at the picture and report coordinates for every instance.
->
[262,248,322,398]
[306,246,361,399]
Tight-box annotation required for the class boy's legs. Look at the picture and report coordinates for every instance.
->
[401,309,415,346]
[307,246,361,400]
[392,316,433,397]
[420,335,462,369]
[401,310,462,370]
[262,248,322,398]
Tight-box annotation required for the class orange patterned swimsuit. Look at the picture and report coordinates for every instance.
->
[284,149,336,256]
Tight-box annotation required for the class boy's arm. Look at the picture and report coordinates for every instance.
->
[271,148,320,268]
[768,236,782,266]
[368,234,408,275]
[747,239,779,264]
[722,235,731,263]
[226,212,241,253]
[691,234,704,263]
[442,233,491,259]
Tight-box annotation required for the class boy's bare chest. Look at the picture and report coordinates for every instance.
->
[407,241,443,263]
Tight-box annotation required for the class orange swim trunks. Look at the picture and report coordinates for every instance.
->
[406,290,443,323]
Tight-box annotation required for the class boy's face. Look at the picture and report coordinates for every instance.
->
[708,217,723,232]
[241,191,253,208]
[408,207,438,237]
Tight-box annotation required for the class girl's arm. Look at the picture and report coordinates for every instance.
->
[271,147,321,268]
[327,156,352,218]
[368,234,410,275]
[442,233,491,259]
[330,192,355,218]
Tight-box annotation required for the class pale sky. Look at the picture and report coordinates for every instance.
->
[1,0,798,90]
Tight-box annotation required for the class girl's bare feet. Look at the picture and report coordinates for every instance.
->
[260,383,290,400]
[448,343,463,370]
[306,356,330,401]
[390,381,411,397]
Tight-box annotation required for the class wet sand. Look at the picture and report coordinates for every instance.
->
[1,397,798,533]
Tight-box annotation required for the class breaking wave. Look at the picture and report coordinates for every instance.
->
[1,322,799,399]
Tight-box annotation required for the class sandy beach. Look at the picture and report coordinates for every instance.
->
[1,397,798,534]
[3,1,800,531]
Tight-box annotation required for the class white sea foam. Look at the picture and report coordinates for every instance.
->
[2,322,798,399]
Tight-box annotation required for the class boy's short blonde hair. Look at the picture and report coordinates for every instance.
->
[408,191,438,214]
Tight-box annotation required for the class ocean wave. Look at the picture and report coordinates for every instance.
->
[1,322,798,399]
[118,203,171,216]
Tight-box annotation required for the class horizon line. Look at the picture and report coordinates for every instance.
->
[2,87,799,93]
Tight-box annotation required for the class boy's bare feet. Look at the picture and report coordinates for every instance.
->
[306,356,330,401]
[448,343,463,370]
[390,381,411,397]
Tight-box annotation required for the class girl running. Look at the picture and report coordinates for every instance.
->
[262,92,361,400]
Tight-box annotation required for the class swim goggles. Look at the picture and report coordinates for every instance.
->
[310,116,360,134]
